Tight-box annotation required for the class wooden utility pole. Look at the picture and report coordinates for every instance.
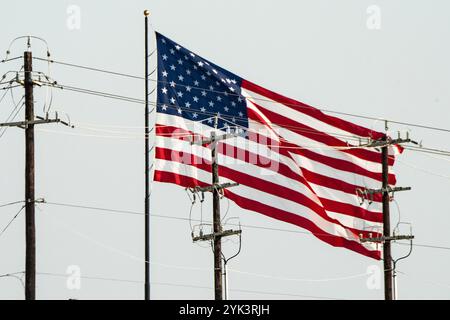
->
[359,134,415,300]
[24,51,36,300]
[381,141,393,300]
[0,52,70,300]
[190,118,241,300]
[211,130,224,300]
[0,43,72,300]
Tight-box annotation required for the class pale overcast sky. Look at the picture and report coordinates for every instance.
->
[1,0,449,299]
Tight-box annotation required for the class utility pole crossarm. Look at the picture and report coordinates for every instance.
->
[192,182,239,193]
[374,186,411,194]
[363,138,412,148]
[190,133,238,146]
[192,229,242,242]
[362,131,419,148]
[359,186,411,196]
[360,235,415,243]
[0,118,62,128]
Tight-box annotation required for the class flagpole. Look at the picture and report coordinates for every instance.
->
[144,9,151,301]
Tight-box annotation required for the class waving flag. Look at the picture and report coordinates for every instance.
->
[153,32,401,260]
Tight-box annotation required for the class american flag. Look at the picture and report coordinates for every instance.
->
[153,32,401,260]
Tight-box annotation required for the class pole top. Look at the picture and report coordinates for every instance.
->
[144,10,150,16]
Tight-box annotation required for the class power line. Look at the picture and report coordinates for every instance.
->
[228,268,367,283]
[0,95,25,139]
[395,158,450,181]
[37,81,450,158]
[34,56,450,134]
[395,241,450,251]
[225,287,342,300]
[44,199,360,243]
[0,205,25,238]
[1,56,23,63]
[397,270,450,290]
[32,202,450,298]
[38,79,450,159]
[51,83,145,105]
[34,119,450,159]
[36,127,391,151]
[404,146,450,157]
[40,80,450,157]
[33,57,146,80]
[36,272,142,284]
[0,84,21,90]
[0,200,24,208]
[30,271,344,299]
[0,84,11,104]
[43,201,143,216]
[0,271,24,278]
[41,200,450,252]
[18,208,365,292]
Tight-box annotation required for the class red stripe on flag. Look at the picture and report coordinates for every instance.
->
[154,169,381,260]
[242,79,385,141]
[224,189,381,260]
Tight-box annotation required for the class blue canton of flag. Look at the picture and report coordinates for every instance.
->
[155,32,248,132]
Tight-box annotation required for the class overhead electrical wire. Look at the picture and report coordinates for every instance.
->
[0,200,24,208]
[35,272,142,284]
[0,95,25,139]
[1,37,446,300]
[29,271,344,299]
[34,56,450,134]
[404,146,450,157]
[36,128,393,151]
[36,206,376,289]
[0,205,25,238]
[394,158,450,181]
[47,83,145,105]
[37,86,450,159]
[0,84,11,104]
[37,202,450,298]
[38,80,450,157]
[396,270,450,290]
[35,121,450,161]
[38,81,450,160]
[33,57,145,80]
[41,200,450,252]
[395,242,450,251]
[1,56,23,63]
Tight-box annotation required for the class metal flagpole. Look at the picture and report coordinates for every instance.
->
[144,9,151,301]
